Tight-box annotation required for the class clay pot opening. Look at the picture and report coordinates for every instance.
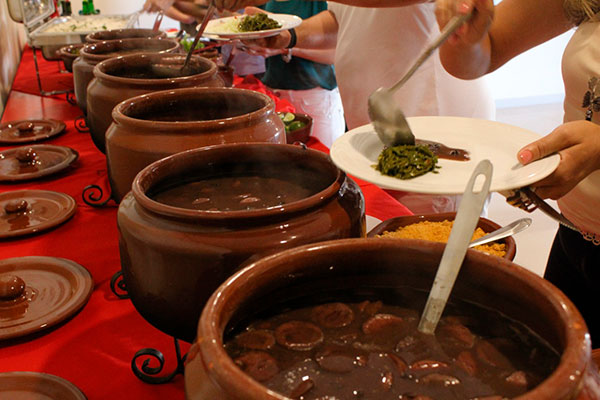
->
[85,28,167,43]
[112,87,274,131]
[80,38,179,63]
[131,143,345,221]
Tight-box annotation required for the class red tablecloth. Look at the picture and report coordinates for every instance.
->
[0,47,411,399]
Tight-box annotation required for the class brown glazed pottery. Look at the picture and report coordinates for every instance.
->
[0,144,78,182]
[0,371,87,399]
[87,53,223,154]
[117,143,365,342]
[367,211,517,260]
[58,44,84,73]
[285,113,313,144]
[72,37,179,114]
[85,28,167,43]
[0,119,66,145]
[0,256,93,341]
[185,238,600,400]
[106,87,284,202]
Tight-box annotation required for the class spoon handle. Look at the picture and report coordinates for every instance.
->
[182,0,215,70]
[469,217,532,248]
[418,159,492,335]
[389,11,472,93]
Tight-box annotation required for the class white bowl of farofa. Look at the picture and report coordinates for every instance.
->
[367,212,516,260]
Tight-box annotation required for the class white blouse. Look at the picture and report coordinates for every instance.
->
[560,15,600,244]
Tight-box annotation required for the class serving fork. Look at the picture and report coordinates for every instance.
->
[505,187,579,232]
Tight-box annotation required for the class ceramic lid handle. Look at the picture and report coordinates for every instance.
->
[15,148,37,163]
[4,200,28,214]
[0,275,26,300]
[17,122,35,132]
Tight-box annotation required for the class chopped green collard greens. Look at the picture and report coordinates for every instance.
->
[238,13,281,32]
[375,144,440,179]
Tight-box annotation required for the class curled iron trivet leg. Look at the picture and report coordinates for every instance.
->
[65,91,76,105]
[132,338,187,384]
[82,185,112,207]
[109,270,129,299]
[74,115,89,133]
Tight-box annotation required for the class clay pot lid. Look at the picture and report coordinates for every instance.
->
[0,145,79,182]
[0,190,77,239]
[0,119,66,145]
[0,371,87,399]
[0,256,93,341]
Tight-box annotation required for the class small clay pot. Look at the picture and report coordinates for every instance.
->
[106,87,284,202]
[87,53,223,154]
[58,44,84,73]
[117,143,366,342]
[185,238,600,400]
[85,28,167,43]
[72,38,179,114]
[284,113,313,144]
[367,212,517,260]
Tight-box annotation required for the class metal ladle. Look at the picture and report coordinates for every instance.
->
[368,11,472,147]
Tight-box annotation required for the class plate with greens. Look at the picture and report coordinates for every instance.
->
[330,116,560,195]
[202,13,301,39]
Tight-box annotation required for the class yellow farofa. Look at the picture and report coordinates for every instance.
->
[377,220,506,257]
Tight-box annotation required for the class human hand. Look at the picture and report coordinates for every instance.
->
[239,9,292,49]
[518,120,600,200]
[211,0,268,12]
[435,0,494,45]
[143,0,175,13]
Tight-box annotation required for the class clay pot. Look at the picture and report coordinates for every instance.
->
[284,113,313,144]
[117,143,366,342]
[72,38,179,114]
[85,28,167,43]
[106,87,284,202]
[367,212,517,260]
[185,238,600,400]
[58,44,84,73]
[87,53,223,154]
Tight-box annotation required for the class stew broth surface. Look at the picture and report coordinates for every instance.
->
[224,293,559,399]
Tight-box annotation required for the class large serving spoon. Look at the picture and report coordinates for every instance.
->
[418,159,492,334]
[469,217,532,248]
[368,11,472,147]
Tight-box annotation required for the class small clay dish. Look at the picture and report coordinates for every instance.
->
[367,212,516,260]
[85,28,167,43]
[0,190,77,239]
[0,256,93,341]
[0,145,79,182]
[58,44,84,72]
[0,371,87,399]
[285,113,313,144]
[0,119,66,145]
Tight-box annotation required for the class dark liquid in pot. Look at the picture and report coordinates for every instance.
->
[107,63,206,79]
[224,288,559,399]
[151,174,320,211]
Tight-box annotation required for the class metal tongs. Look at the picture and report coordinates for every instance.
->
[505,187,579,232]
[153,10,164,31]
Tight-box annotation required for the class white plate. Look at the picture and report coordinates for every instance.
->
[330,116,560,195]
[202,14,302,40]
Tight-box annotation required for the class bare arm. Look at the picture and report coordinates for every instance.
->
[214,0,432,13]
[436,0,573,79]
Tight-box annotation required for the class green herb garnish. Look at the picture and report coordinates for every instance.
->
[238,13,281,32]
[375,144,440,179]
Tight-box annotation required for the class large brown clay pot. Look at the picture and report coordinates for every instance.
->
[85,28,167,43]
[106,87,285,202]
[117,143,366,342]
[185,238,600,400]
[87,53,224,154]
[72,38,179,115]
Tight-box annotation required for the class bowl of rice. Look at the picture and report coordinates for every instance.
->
[367,212,516,260]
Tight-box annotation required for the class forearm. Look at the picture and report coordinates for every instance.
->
[295,10,338,50]
[330,0,430,7]
[289,47,335,64]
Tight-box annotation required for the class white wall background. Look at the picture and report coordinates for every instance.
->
[84,0,570,109]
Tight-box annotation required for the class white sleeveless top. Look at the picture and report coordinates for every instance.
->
[560,15,600,244]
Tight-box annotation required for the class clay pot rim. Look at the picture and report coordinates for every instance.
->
[85,28,167,43]
[79,38,179,63]
[58,43,84,59]
[131,143,345,221]
[93,53,217,88]
[112,87,273,131]
[195,238,591,400]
